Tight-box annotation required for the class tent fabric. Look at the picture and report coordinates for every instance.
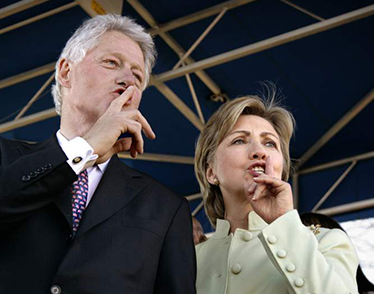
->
[0,0,373,232]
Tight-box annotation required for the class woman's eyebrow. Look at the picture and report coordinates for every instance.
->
[261,132,280,141]
[228,130,279,141]
[228,130,250,137]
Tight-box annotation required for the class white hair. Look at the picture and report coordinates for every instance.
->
[52,14,156,115]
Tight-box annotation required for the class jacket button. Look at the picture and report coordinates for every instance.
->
[267,235,277,244]
[286,264,296,272]
[36,167,45,174]
[29,171,38,178]
[22,175,31,182]
[277,250,287,258]
[242,231,252,241]
[44,163,53,170]
[294,278,304,287]
[50,285,61,294]
[231,263,242,274]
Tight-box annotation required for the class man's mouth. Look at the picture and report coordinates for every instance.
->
[114,88,126,96]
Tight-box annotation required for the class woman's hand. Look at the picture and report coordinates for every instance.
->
[246,156,294,224]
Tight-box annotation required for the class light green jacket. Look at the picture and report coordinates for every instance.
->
[196,210,359,294]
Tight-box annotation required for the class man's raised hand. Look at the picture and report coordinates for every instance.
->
[83,86,156,163]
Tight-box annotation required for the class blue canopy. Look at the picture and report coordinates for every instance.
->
[1,0,373,233]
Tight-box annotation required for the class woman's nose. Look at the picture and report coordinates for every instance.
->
[249,143,267,160]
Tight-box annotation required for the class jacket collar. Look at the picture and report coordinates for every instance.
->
[213,211,268,238]
[75,155,145,238]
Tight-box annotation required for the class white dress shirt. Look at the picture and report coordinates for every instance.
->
[56,130,110,206]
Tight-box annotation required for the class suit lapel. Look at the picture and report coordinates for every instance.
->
[24,135,75,228]
[54,185,74,227]
[76,156,145,237]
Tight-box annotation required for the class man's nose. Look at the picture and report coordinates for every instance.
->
[248,142,267,160]
[117,69,135,87]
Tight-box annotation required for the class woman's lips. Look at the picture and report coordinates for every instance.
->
[248,169,262,177]
[247,163,266,177]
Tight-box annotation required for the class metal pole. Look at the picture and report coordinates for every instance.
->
[317,198,374,216]
[152,4,374,83]
[118,152,194,165]
[192,200,204,216]
[292,172,299,209]
[15,73,55,120]
[312,161,357,212]
[148,0,258,35]
[278,0,325,21]
[0,2,78,35]
[297,87,374,169]
[185,193,203,201]
[299,150,374,175]
[185,72,205,124]
[173,7,228,70]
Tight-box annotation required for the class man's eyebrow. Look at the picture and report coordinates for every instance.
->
[110,52,145,74]
[130,62,144,73]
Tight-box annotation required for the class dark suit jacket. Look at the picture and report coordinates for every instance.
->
[0,136,196,294]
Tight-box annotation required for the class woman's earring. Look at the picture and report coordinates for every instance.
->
[213,178,220,186]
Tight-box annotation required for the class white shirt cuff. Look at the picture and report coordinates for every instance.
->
[60,137,98,174]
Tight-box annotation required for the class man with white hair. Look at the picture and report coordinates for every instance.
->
[0,14,196,294]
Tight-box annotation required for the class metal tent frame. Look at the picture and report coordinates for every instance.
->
[0,0,373,222]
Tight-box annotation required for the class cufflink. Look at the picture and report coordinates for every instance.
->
[72,156,83,164]
[310,224,321,235]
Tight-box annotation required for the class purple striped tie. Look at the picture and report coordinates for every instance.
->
[71,169,88,236]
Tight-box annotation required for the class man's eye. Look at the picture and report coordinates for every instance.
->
[104,59,117,67]
[133,73,142,83]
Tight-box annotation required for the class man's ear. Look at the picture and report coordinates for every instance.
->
[206,164,217,185]
[57,58,72,88]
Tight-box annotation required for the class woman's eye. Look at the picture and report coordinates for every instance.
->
[233,139,246,145]
[265,141,277,148]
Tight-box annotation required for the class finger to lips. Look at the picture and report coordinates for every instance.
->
[112,86,135,111]
[253,176,283,188]
[265,156,275,177]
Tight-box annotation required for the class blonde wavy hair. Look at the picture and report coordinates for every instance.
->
[195,94,295,227]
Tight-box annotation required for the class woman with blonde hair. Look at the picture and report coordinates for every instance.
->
[195,94,359,294]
